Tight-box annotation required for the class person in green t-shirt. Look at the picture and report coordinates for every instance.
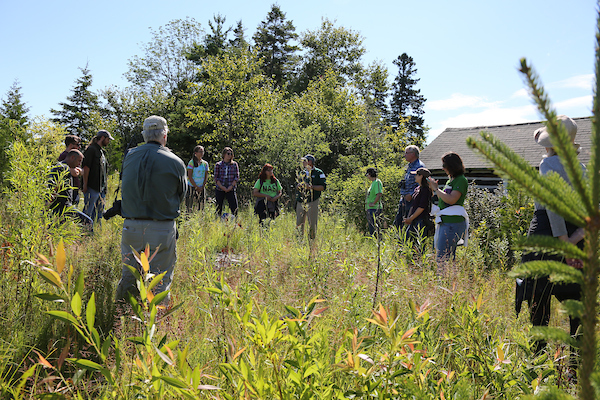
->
[365,167,383,235]
[253,163,282,224]
[427,152,468,275]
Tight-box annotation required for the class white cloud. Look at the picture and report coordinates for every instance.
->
[555,95,593,112]
[427,93,499,111]
[549,74,594,90]
[511,88,529,99]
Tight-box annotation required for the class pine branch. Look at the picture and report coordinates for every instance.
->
[515,235,586,260]
[530,326,578,348]
[562,299,584,320]
[467,132,586,226]
[591,15,600,210]
[510,260,583,285]
[519,59,594,216]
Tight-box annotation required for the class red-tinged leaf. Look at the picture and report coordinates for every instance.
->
[401,328,417,340]
[378,304,388,323]
[34,350,53,369]
[37,253,51,266]
[232,347,246,361]
[313,307,328,316]
[57,338,71,369]
[149,244,161,262]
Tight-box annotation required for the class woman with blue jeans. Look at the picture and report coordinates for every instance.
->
[427,152,468,276]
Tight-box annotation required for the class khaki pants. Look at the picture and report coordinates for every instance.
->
[116,219,177,302]
[296,199,320,240]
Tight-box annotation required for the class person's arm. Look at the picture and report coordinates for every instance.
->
[271,189,282,201]
[82,166,90,193]
[187,168,198,189]
[368,192,382,208]
[215,163,227,191]
[427,178,462,205]
[404,207,425,225]
[202,163,209,187]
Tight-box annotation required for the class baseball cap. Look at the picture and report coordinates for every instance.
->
[96,130,114,140]
[302,154,316,163]
[143,115,169,132]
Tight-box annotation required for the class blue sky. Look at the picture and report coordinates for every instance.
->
[1,0,597,143]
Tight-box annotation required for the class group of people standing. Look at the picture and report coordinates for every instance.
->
[365,145,469,276]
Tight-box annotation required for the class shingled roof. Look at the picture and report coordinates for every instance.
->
[420,117,593,172]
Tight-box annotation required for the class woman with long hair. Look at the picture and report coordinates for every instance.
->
[186,145,209,212]
[403,167,432,239]
[214,147,239,217]
[252,163,282,223]
[427,152,469,275]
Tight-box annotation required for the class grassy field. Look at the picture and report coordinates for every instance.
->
[0,197,582,399]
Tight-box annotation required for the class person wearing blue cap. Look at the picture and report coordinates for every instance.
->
[296,154,326,241]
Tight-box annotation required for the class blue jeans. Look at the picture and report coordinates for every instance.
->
[84,188,106,226]
[436,220,467,274]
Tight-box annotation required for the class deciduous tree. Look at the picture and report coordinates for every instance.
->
[124,17,203,94]
[294,19,366,93]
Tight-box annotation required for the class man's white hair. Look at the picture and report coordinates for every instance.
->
[405,145,420,158]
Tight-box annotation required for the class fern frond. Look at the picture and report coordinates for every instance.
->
[510,260,583,285]
[519,58,594,216]
[516,233,586,260]
[467,132,586,226]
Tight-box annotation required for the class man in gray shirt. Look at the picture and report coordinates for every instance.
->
[115,116,186,302]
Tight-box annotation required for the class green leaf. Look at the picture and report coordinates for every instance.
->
[86,293,96,332]
[75,272,84,297]
[67,358,103,371]
[155,375,188,389]
[34,293,66,302]
[46,310,79,326]
[39,267,63,289]
[71,292,82,317]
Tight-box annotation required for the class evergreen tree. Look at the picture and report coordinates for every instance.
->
[0,80,30,128]
[230,20,249,51]
[390,53,426,145]
[253,4,299,89]
[51,66,100,140]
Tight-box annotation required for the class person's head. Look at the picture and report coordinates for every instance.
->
[64,135,81,151]
[404,145,420,163]
[411,167,431,185]
[142,116,168,145]
[533,115,579,156]
[259,163,276,182]
[365,167,377,180]
[222,147,233,162]
[441,152,464,178]
[95,130,114,147]
[192,145,204,167]
[64,149,84,169]
[302,154,315,169]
